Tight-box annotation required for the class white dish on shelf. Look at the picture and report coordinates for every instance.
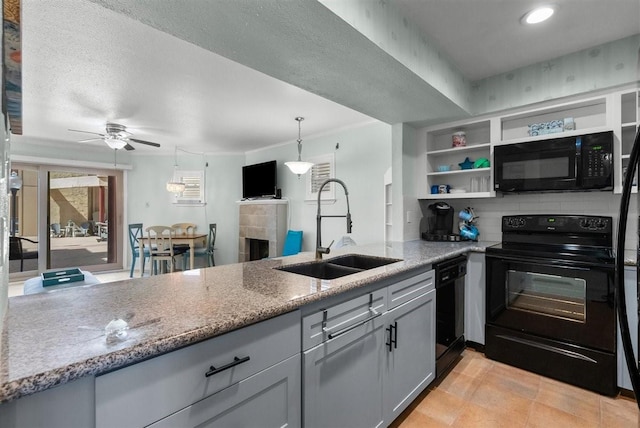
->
[449,188,467,194]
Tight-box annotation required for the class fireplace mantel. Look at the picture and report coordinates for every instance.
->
[237,200,288,261]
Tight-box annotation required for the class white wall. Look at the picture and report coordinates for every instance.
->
[391,123,421,242]
[127,152,245,266]
[246,121,392,252]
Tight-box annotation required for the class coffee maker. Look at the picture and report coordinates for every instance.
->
[421,201,462,241]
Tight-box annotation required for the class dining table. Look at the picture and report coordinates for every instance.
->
[139,232,207,271]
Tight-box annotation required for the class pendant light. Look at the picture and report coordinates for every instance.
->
[285,117,314,176]
[166,146,186,193]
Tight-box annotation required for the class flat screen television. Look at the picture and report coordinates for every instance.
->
[242,160,277,199]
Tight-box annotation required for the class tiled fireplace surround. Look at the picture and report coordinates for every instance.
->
[238,200,288,262]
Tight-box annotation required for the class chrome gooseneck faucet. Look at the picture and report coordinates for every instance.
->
[316,178,352,260]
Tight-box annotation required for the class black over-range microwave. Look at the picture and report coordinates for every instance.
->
[493,131,613,193]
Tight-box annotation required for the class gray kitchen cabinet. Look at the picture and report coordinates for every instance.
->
[464,251,485,345]
[302,268,436,428]
[148,354,301,428]
[384,286,436,422]
[302,288,387,351]
[387,269,434,310]
[303,291,387,428]
[0,375,95,428]
[96,310,300,428]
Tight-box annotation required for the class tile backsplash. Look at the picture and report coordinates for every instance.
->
[420,192,637,250]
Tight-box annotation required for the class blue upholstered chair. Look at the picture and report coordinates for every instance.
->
[128,223,150,277]
[282,230,303,256]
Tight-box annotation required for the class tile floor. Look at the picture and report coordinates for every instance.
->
[390,349,638,428]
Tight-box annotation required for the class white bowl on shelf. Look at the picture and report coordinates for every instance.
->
[449,188,467,194]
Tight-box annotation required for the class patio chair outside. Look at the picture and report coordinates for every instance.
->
[50,223,64,238]
[78,222,90,237]
[9,236,38,271]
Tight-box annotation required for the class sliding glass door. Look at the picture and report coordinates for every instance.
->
[8,166,40,275]
[10,163,123,279]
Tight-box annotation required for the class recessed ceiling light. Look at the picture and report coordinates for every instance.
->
[522,6,555,24]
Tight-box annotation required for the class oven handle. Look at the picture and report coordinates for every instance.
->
[485,253,611,271]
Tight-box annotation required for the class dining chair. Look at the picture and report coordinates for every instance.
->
[171,222,197,235]
[185,223,217,268]
[128,223,150,277]
[171,223,197,270]
[146,225,187,275]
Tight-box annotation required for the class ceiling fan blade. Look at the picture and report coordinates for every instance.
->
[68,129,105,136]
[77,138,103,143]
[123,144,135,151]
[129,138,160,148]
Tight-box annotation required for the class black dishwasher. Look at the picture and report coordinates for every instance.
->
[434,255,467,378]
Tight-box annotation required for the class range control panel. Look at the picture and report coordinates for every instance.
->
[502,215,611,233]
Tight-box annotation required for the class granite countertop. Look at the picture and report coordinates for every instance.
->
[0,240,494,403]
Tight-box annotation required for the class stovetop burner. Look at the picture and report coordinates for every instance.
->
[486,214,614,266]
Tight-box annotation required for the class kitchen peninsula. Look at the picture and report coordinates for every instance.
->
[0,240,490,427]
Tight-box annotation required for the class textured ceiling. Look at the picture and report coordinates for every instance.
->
[14,0,640,155]
[18,0,378,154]
[393,0,640,81]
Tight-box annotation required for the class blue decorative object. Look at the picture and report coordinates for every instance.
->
[458,157,474,170]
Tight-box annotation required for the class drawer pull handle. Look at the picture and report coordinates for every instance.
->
[386,321,398,352]
[322,293,381,340]
[205,356,251,377]
[324,311,381,340]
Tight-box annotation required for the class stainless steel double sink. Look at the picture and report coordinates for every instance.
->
[275,254,401,280]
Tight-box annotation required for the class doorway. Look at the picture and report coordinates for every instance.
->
[10,163,124,279]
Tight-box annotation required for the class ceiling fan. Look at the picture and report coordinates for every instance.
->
[68,122,161,150]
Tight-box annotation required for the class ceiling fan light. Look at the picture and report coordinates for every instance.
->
[285,161,314,175]
[104,137,127,150]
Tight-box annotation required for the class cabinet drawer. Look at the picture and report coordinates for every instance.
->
[96,310,300,428]
[302,288,386,350]
[387,269,434,309]
[149,354,301,428]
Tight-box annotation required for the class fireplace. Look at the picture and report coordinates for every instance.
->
[238,200,288,262]
[248,238,269,261]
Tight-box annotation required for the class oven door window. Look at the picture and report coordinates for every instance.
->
[506,270,586,322]
[486,254,615,352]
